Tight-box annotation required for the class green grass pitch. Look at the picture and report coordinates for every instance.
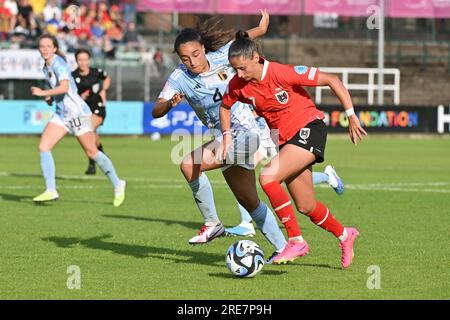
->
[0,135,449,299]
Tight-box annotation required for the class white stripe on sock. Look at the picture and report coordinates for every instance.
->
[316,209,329,226]
[274,201,292,212]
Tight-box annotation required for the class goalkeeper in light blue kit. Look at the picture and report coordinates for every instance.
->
[152,10,344,261]
[30,34,126,207]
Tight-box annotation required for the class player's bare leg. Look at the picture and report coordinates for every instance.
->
[222,165,286,256]
[259,145,316,264]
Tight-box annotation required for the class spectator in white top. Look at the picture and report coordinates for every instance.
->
[4,0,18,31]
[44,0,61,23]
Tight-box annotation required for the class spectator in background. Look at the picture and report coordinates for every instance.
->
[97,1,112,29]
[121,0,136,24]
[86,4,97,26]
[123,21,142,51]
[153,47,165,75]
[90,18,105,40]
[0,0,12,41]
[28,10,41,40]
[18,0,35,28]
[64,27,78,52]
[77,29,91,48]
[109,2,121,21]
[44,0,61,23]
[73,5,92,38]
[46,12,62,33]
[106,20,123,45]
[10,14,30,46]
[4,0,18,33]
[103,34,116,59]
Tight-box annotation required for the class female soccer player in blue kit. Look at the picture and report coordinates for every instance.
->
[31,34,126,207]
[152,11,344,255]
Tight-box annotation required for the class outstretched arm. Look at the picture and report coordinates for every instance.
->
[152,93,184,118]
[245,9,270,40]
[31,80,69,97]
[316,72,368,145]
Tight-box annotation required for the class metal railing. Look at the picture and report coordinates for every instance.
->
[315,67,401,106]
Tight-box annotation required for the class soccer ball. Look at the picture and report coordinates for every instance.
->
[150,132,161,141]
[226,240,265,278]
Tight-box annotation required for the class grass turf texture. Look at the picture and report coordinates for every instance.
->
[0,135,449,299]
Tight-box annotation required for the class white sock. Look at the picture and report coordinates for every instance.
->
[289,235,304,243]
[339,228,348,242]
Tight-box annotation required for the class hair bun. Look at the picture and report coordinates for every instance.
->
[235,30,249,40]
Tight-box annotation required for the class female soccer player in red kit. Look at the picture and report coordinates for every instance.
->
[219,31,367,267]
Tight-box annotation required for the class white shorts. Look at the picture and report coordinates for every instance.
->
[50,114,93,137]
[218,129,261,171]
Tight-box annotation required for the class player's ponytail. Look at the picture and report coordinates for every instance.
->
[174,17,234,54]
[229,30,260,60]
[235,30,250,40]
[39,34,67,62]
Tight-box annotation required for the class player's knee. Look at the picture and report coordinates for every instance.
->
[38,142,51,152]
[237,195,259,213]
[259,174,275,187]
[294,201,315,215]
[180,159,192,176]
[85,148,98,159]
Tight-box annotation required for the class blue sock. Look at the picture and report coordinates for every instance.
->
[313,172,329,185]
[188,173,219,224]
[251,201,287,251]
[237,202,252,223]
[93,151,120,188]
[40,151,56,191]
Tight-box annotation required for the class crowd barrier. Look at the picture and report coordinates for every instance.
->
[0,101,448,135]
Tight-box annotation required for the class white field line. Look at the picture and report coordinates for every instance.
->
[0,185,449,194]
[0,171,198,184]
[1,172,450,193]
[2,172,450,187]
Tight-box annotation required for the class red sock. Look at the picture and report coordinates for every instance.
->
[308,201,344,238]
[261,181,302,238]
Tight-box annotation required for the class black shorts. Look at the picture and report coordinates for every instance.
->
[280,119,327,164]
[90,106,106,120]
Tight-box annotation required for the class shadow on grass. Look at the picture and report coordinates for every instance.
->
[298,263,342,271]
[102,214,200,230]
[5,172,97,182]
[42,234,225,267]
[0,193,110,206]
[209,269,288,279]
[0,192,32,203]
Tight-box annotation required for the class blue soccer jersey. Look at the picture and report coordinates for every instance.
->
[43,55,91,120]
[158,42,257,136]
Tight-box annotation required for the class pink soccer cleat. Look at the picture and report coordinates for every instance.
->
[339,227,360,268]
[272,240,309,264]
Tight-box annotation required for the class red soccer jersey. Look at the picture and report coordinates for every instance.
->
[222,59,325,145]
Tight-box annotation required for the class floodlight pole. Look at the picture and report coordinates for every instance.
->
[377,0,385,105]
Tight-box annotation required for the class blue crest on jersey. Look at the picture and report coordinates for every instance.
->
[294,66,308,75]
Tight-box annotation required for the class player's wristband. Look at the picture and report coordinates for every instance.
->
[222,130,231,137]
[345,108,355,117]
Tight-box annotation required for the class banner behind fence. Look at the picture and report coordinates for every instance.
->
[0,50,77,80]
[0,101,449,134]
[136,0,450,17]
